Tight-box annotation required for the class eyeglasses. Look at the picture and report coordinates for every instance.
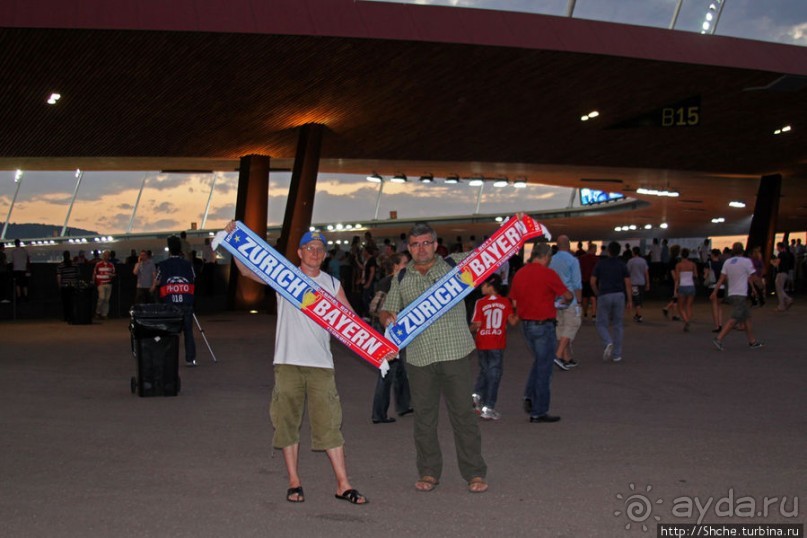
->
[302,245,325,254]
[408,240,435,249]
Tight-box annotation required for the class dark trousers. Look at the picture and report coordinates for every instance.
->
[0,272,10,301]
[372,353,412,421]
[134,288,153,305]
[60,287,73,321]
[180,305,196,362]
[408,356,487,482]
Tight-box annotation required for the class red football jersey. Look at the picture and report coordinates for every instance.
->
[472,294,513,350]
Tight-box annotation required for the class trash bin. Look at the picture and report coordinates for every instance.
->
[129,304,184,397]
[69,283,95,325]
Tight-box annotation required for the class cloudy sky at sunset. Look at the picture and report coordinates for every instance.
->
[0,170,570,235]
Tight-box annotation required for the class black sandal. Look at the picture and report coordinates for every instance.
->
[286,486,304,503]
[334,488,368,504]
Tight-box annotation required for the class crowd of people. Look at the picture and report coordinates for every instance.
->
[240,222,805,506]
[3,224,803,506]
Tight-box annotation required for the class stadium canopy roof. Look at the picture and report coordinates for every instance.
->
[1,0,806,239]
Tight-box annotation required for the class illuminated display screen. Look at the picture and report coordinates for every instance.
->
[579,188,624,206]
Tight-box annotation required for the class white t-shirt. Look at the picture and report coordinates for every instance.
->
[721,256,754,297]
[11,247,29,271]
[274,271,340,369]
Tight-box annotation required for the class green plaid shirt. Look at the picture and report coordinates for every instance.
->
[383,253,475,367]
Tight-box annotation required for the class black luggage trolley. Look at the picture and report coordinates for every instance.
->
[129,304,184,397]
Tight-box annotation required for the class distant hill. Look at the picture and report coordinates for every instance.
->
[0,222,98,239]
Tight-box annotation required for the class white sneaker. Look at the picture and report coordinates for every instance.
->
[480,407,501,420]
[472,393,482,414]
[603,343,614,361]
[612,356,623,362]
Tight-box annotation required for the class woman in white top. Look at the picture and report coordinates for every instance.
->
[674,248,699,332]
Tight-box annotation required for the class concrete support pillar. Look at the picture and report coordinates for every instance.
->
[277,123,324,264]
[227,154,270,311]
[746,173,781,269]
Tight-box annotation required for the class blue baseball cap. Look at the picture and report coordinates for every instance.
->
[299,231,327,248]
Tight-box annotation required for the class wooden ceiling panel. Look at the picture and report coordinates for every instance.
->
[1,26,806,237]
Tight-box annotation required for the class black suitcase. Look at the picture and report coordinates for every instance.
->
[129,304,184,397]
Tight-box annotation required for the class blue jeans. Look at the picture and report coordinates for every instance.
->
[474,349,503,409]
[521,321,556,418]
[596,292,625,358]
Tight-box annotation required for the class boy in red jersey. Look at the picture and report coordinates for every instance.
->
[470,274,517,420]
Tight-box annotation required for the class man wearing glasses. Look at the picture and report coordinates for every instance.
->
[379,223,488,494]
[230,228,368,505]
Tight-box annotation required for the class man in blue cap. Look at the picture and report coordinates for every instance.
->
[231,227,368,505]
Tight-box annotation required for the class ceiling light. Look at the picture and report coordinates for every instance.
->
[468,178,484,187]
[327,225,334,231]
[15,169,24,182]
[309,226,316,232]
[390,173,407,183]
[419,174,434,183]
[660,223,669,229]
[335,223,344,230]
[580,110,599,121]
[711,217,725,223]
[774,125,792,135]
[47,92,61,105]
[493,178,509,188]
[354,223,362,229]
[513,178,527,189]
[729,201,746,208]
[637,187,680,197]
[614,226,622,232]
[644,224,652,230]
[495,216,504,222]
[445,174,460,184]
[366,173,382,183]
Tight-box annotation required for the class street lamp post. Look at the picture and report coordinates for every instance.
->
[1,170,24,240]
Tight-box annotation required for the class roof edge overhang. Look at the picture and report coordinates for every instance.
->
[2,0,806,76]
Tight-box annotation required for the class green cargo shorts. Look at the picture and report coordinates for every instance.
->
[269,364,344,451]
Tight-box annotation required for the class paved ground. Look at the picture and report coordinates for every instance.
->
[1,300,804,537]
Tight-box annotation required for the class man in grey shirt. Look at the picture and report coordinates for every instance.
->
[626,247,650,322]
[133,250,156,304]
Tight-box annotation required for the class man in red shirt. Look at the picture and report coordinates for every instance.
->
[92,250,116,319]
[509,242,572,423]
[470,274,517,421]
